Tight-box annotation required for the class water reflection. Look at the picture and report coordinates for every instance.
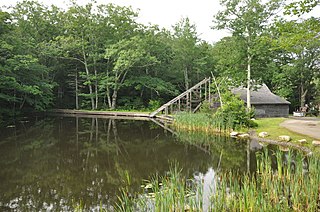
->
[0,116,262,210]
[194,167,216,212]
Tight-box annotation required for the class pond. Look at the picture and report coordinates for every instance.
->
[0,116,266,210]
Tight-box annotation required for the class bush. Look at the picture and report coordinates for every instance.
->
[212,90,253,130]
[148,99,161,111]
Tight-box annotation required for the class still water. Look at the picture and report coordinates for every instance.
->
[0,116,263,210]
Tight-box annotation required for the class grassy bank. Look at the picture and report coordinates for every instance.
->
[116,150,320,211]
[254,118,315,142]
[173,113,315,144]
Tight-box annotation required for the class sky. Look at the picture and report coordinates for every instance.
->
[1,0,319,43]
[0,0,230,43]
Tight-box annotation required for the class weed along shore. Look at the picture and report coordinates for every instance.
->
[173,113,316,154]
[116,150,320,211]
[114,114,320,211]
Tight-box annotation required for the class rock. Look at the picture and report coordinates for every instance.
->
[312,140,320,146]
[279,146,290,152]
[184,205,191,211]
[238,133,250,139]
[279,135,291,142]
[298,139,307,143]
[258,132,268,138]
[230,132,239,137]
[258,142,268,147]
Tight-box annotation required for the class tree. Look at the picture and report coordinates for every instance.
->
[213,0,283,109]
[271,18,320,108]
[0,8,54,118]
[104,36,158,109]
[171,18,200,90]
[285,0,320,15]
[119,27,179,108]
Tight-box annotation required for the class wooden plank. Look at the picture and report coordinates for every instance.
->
[205,81,207,101]
[189,91,192,113]
[47,109,175,123]
[208,79,211,102]
[193,102,202,113]
[48,109,151,118]
[149,77,210,117]
[47,113,151,121]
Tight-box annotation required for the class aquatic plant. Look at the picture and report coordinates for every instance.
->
[173,113,214,133]
[213,150,320,211]
[115,166,202,211]
[173,111,251,134]
[115,150,320,211]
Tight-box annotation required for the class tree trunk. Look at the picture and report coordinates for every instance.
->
[247,55,252,110]
[82,36,95,110]
[106,87,112,108]
[75,71,79,110]
[13,89,16,116]
[300,83,308,108]
[111,89,118,110]
[84,63,95,110]
[184,67,189,90]
[94,59,98,110]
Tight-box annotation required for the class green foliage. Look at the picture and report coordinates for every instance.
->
[213,90,253,130]
[199,100,215,114]
[0,0,319,119]
[285,0,319,15]
[212,0,283,99]
[271,18,320,108]
[147,99,161,111]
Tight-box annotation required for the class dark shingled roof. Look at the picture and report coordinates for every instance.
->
[232,84,290,105]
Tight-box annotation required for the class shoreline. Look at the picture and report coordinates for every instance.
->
[46,109,174,122]
[46,110,314,154]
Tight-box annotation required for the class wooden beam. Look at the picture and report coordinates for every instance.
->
[149,78,211,117]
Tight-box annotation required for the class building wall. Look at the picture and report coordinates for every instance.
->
[253,104,289,117]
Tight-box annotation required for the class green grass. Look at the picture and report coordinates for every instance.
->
[253,118,315,143]
[174,115,316,147]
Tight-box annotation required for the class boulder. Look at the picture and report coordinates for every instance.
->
[230,132,239,137]
[312,140,320,146]
[298,139,307,143]
[238,133,250,139]
[258,132,268,138]
[184,205,191,211]
[279,146,290,152]
[279,135,291,142]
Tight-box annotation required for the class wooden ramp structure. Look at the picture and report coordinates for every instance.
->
[149,78,212,117]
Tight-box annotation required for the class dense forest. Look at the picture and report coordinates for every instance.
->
[0,0,319,121]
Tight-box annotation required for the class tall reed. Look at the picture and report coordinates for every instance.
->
[173,112,237,134]
[116,150,320,211]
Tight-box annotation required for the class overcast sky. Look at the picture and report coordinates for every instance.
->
[1,0,230,43]
[1,0,319,43]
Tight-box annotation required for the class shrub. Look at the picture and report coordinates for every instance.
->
[148,99,161,111]
[213,90,253,130]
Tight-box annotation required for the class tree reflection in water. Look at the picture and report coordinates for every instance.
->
[0,116,260,210]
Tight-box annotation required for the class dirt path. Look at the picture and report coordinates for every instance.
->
[280,117,320,140]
